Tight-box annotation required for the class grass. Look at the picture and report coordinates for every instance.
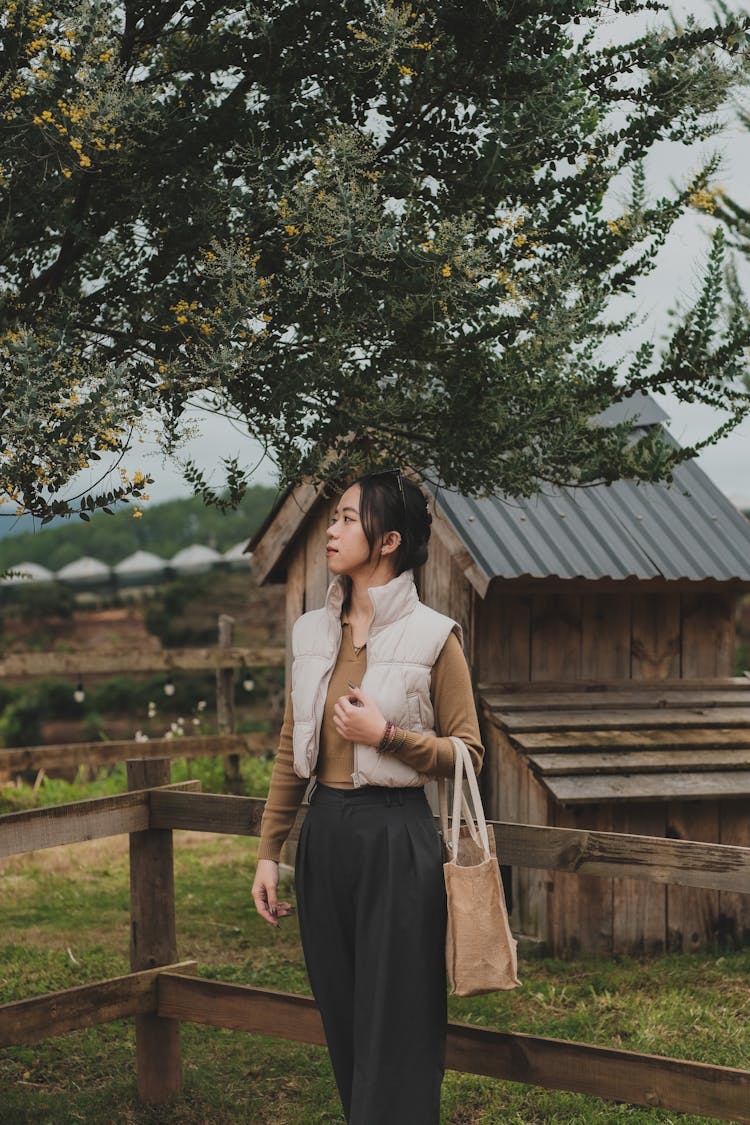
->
[2,831,749,1124]
[0,753,275,814]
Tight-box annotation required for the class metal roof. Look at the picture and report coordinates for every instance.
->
[434,423,750,585]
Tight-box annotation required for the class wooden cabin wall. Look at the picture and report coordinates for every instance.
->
[476,583,744,955]
[475,586,737,684]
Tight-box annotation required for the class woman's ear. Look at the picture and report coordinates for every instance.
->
[380,530,402,556]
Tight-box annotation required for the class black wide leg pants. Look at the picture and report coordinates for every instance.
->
[295,783,447,1125]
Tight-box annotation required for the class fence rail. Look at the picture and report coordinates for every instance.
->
[0,646,285,678]
[0,733,275,775]
[2,759,750,1120]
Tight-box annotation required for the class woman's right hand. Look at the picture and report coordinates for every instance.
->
[252,859,294,927]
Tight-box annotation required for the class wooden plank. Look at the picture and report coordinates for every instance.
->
[490,820,750,894]
[0,962,196,1047]
[475,592,531,683]
[150,790,267,836]
[612,805,667,955]
[666,800,720,953]
[530,593,582,681]
[158,974,750,1122]
[544,771,750,804]
[631,593,680,680]
[580,594,631,679]
[215,615,241,795]
[0,780,200,859]
[511,727,750,752]
[445,1019,750,1123]
[548,804,613,956]
[480,677,749,693]
[249,481,320,586]
[496,707,750,733]
[0,734,274,776]
[128,759,182,1104]
[682,591,736,678]
[527,749,750,776]
[304,501,331,612]
[481,689,750,712]
[430,496,491,598]
[0,646,285,679]
[719,800,750,946]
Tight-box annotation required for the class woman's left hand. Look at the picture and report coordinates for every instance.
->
[333,686,387,747]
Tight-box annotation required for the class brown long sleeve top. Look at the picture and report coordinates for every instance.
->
[257,626,484,861]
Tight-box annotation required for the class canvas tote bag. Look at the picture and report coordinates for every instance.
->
[439,737,521,997]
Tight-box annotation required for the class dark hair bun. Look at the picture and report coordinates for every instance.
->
[356,471,432,574]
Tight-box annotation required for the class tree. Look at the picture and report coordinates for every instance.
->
[2,0,749,519]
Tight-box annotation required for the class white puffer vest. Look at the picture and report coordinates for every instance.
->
[291,569,461,788]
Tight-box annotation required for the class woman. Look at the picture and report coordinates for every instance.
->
[252,470,484,1125]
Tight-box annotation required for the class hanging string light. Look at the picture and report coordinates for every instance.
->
[73,680,85,704]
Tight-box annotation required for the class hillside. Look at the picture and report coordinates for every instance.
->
[0,487,279,572]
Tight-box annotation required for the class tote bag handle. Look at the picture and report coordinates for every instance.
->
[438,737,491,861]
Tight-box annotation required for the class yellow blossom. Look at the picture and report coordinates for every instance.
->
[689,188,716,214]
[199,323,212,336]
[133,509,143,519]
[284,223,300,236]
[133,471,145,486]
[513,233,527,247]
[399,65,415,77]
[441,263,452,278]
[99,49,113,63]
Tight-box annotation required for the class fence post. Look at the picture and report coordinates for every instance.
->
[127,757,182,1104]
[216,614,241,794]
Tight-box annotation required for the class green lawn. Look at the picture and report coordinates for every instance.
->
[1,831,748,1124]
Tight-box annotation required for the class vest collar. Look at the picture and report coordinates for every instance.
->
[324,569,418,633]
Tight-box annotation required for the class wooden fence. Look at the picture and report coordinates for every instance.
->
[0,629,285,786]
[2,756,750,1121]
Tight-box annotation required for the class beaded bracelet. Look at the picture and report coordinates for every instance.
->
[378,721,395,753]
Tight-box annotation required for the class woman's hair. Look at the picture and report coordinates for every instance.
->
[355,470,432,574]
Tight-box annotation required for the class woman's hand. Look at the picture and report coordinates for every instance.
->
[332,686,386,747]
[252,859,294,927]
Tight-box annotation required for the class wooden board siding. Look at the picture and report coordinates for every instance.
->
[549,803,613,957]
[631,592,681,680]
[304,502,331,612]
[581,595,632,679]
[611,805,667,955]
[666,800,721,953]
[682,592,736,677]
[475,588,737,686]
[530,593,582,681]
[719,801,750,946]
[481,677,750,954]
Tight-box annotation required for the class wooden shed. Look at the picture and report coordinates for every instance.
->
[249,395,750,956]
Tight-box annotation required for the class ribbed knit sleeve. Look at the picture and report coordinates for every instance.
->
[256,694,308,862]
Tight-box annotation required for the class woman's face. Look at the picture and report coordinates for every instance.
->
[325,484,376,577]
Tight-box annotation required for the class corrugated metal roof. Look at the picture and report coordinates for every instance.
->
[434,425,750,584]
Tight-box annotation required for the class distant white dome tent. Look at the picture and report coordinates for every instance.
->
[56,556,112,586]
[1,561,54,584]
[170,544,223,575]
[223,540,252,570]
[114,550,168,586]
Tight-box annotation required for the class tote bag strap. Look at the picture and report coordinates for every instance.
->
[438,738,490,860]
[438,750,476,846]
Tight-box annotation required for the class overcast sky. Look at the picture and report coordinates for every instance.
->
[38,1,750,521]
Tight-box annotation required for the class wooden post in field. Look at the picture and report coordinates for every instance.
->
[216,614,241,794]
[127,757,182,1104]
